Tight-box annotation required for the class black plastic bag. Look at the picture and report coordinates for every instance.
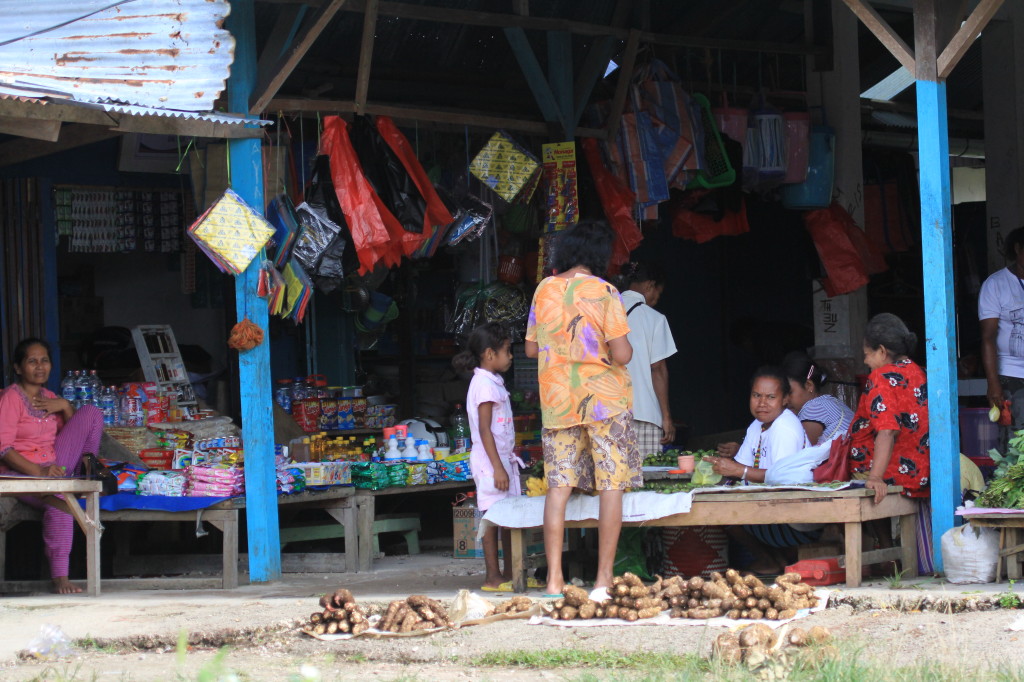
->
[350,116,427,234]
[291,156,358,292]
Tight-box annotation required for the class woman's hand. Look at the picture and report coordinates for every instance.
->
[865,477,888,504]
[493,467,510,492]
[33,396,70,416]
[705,455,742,478]
[715,442,739,458]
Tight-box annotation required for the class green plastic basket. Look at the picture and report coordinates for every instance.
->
[688,93,737,190]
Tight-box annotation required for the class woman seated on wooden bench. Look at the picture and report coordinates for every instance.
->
[0,338,103,594]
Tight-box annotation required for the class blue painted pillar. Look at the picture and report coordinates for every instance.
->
[227,0,281,582]
[916,78,959,571]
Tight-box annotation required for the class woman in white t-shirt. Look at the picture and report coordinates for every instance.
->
[615,261,678,455]
[703,367,811,573]
[980,227,1024,437]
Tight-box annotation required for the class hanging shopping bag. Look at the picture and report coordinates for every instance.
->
[581,137,642,272]
[318,116,399,272]
[375,116,454,237]
[780,125,835,209]
[632,59,702,190]
[804,203,870,297]
[671,200,749,244]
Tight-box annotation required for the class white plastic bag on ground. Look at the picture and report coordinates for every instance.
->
[449,589,495,623]
[941,523,999,584]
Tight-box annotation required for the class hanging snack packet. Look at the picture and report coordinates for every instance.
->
[469,131,541,203]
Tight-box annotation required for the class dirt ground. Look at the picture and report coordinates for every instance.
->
[6,605,1024,681]
[2,553,1023,680]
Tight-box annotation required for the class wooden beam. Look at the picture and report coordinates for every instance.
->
[267,97,607,138]
[322,0,823,56]
[249,0,350,115]
[915,0,940,81]
[841,0,916,76]
[513,0,528,16]
[256,4,306,87]
[547,30,574,138]
[504,26,566,129]
[354,0,380,114]
[606,28,640,143]
[937,0,1004,78]
[0,116,60,142]
[572,35,616,128]
[0,124,119,168]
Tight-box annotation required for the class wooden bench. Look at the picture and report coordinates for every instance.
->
[0,478,102,596]
[507,486,918,592]
[280,513,422,556]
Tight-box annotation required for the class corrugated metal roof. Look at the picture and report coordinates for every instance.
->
[0,0,234,112]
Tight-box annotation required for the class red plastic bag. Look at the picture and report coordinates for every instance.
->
[318,116,400,272]
[671,200,749,244]
[375,116,454,250]
[581,137,642,273]
[804,202,870,297]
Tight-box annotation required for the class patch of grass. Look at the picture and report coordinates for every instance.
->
[883,567,924,590]
[999,580,1022,609]
[23,662,96,682]
[473,649,703,671]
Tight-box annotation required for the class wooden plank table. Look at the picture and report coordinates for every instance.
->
[0,479,103,596]
[508,486,917,591]
[960,511,1024,580]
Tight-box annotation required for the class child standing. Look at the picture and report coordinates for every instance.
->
[453,322,522,590]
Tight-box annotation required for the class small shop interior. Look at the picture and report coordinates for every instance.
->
[0,0,996,581]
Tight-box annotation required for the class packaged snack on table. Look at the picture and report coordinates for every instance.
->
[406,462,428,486]
[352,462,390,490]
[137,470,187,496]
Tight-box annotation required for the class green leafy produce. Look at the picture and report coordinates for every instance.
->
[641,480,699,494]
[691,459,723,486]
[990,430,1024,479]
[978,462,1024,509]
[642,449,714,468]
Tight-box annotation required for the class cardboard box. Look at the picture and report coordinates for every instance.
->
[453,506,545,559]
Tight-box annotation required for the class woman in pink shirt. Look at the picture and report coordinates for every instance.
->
[0,338,102,593]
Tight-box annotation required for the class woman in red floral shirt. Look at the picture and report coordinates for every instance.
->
[849,313,929,505]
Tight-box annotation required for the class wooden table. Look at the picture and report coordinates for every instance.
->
[0,479,102,596]
[508,486,917,591]
[960,511,1024,580]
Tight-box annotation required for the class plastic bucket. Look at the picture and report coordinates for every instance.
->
[959,407,1000,459]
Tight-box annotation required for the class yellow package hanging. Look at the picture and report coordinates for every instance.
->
[469,131,540,203]
[188,189,276,276]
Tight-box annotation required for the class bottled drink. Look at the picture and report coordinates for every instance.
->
[291,376,308,402]
[60,371,76,402]
[88,370,102,400]
[274,379,294,413]
[451,403,472,454]
[99,386,119,426]
[385,435,401,460]
[74,371,91,405]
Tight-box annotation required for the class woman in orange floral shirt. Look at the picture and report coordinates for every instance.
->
[526,221,640,596]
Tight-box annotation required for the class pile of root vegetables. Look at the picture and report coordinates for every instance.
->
[307,588,370,636]
[547,570,819,622]
[713,623,835,668]
[493,596,535,615]
[377,595,453,633]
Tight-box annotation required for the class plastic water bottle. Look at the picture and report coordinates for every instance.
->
[88,370,102,402]
[27,623,72,660]
[99,386,118,425]
[451,403,471,454]
[60,371,76,402]
[292,376,308,402]
[74,370,90,406]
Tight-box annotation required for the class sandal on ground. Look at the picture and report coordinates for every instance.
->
[481,581,513,592]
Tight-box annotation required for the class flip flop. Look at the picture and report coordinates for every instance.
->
[541,593,563,599]
[481,581,513,592]
[526,577,544,589]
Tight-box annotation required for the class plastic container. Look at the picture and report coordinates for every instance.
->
[959,407,1000,459]
[676,454,695,473]
[451,403,472,454]
[782,111,810,184]
[783,558,845,586]
[779,124,835,209]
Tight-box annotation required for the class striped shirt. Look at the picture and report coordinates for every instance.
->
[797,394,854,445]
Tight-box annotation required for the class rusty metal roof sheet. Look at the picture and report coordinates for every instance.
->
[0,0,234,112]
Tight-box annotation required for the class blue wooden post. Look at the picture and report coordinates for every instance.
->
[227,0,281,582]
[916,78,959,571]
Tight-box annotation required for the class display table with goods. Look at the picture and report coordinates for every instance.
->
[488,483,916,592]
[0,477,103,596]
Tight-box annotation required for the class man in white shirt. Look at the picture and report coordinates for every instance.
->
[980,226,1024,440]
[618,262,678,455]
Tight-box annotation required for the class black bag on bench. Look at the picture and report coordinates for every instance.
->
[82,453,118,496]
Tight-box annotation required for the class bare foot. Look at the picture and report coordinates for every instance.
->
[52,577,82,594]
[482,578,508,589]
[545,582,564,595]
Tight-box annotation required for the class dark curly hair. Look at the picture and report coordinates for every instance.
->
[782,351,827,390]
[550,220,615,279]
[615,260,666,291]
[863,313,917,358]
[751,365,791,396]
[451,322,511,375]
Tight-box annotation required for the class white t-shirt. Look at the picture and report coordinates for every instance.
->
[979,267,1024,378]
[621,290,678,427]
[735,410,808,474]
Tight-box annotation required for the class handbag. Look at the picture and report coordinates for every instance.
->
[82,453,118,496]
[813,426,852,483]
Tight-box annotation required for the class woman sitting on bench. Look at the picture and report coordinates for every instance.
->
[0,338,103,594]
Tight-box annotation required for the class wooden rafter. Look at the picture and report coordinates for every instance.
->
[0,116,60,142]
[248,0,349,115]
[937,0,1004,78]
[0,124,121,168]
[354,0,380,114]
[606,29,641,143]
[267,97,607,138]
[256,3,306,87]
[841,0,917,76]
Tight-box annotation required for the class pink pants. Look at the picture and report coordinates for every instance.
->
[17,405,103,579]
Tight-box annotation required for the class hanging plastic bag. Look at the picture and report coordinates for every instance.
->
[671,200,749,244]
[445,194,493,246]
[581,137,642,272]
[804,203,870,297]
[350,116,427,237]
[318,116,398,272]
[632,59,703,190]
[941,524,998,584]
[292,202,342,274]
[376,116,454,233]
